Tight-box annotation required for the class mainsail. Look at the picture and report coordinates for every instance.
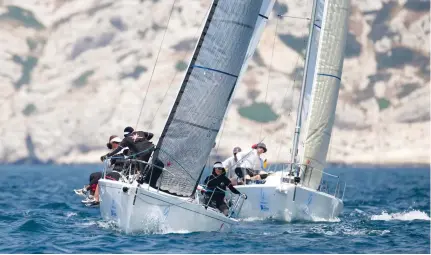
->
[297,0,325,160]
[239,0,275,78]
[153,0,263,197]
[300,0,350,190]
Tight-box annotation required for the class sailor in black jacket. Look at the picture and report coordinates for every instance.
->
[203,162,247,216]
[101,126,154,162]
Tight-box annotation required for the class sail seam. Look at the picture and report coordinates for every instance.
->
[317,73,341,80]
[173,118,220,132]
[215,19,254,29]
[192,65,238,78]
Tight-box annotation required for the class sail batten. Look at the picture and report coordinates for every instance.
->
[153,0,263,197]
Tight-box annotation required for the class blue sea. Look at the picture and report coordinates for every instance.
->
[0,165,429,253]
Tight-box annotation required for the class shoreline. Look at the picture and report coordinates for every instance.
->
[1,161,429,169]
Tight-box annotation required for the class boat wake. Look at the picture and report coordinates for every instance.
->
[370,210,431,221]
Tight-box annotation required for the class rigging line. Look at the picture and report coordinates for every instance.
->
[259,15,280,140]
[206,151,211,181]
[157,147,196,182]
[135,0,178,130]
[274,21,310,163]
[148,4,212,129]
[275,54,302,163]
[214,112,227,155]
[136,193,192,207]
[327,133,333,164]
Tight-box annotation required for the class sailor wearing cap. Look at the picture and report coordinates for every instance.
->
[233,142,269,184]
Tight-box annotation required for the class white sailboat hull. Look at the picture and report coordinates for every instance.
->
[233,173,343,221]
[98,179,237,233]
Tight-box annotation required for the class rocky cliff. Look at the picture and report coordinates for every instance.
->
[0,0,429,165]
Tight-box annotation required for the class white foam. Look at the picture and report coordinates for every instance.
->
[240,217,266,222]
[369,229,391,236]
[155,229,191,235]
[371,210,431,221]
[308,225,390,237]
[65,212,77,218]
[78,221,97,226]
[310,215,341,222]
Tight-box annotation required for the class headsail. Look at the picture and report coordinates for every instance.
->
[300,0,350,190]
[153,0,263,197]
[297,0,325,160]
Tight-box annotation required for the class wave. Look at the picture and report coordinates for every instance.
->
[371,210,431,221]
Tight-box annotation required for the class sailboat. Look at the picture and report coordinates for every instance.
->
[233,0,350,221]
[97,0,268,233]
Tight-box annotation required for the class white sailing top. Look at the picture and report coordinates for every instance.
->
[235,149,266,171]
[222,155,240,178]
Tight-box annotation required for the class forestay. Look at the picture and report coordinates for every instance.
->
[153,0,263,197]
[297,0,325,161]
[300,0,350,190]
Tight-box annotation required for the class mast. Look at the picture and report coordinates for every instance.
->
[289,0,318,176]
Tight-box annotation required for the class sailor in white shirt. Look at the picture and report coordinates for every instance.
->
[222,147,242,182]
[227,143,269,185]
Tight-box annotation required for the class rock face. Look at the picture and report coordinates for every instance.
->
[0,0,429,165]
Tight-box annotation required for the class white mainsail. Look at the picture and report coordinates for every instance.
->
[300,0,350,190]
[297,0,325,160]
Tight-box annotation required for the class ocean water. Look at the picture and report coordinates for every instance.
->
[0,165,429,254]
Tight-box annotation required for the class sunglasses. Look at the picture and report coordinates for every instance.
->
[215,167,224,171]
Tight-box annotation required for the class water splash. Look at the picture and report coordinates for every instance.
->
[65,212,77,218]
[240,217,266,222]
[371,210,431,221]
[310,215,341,222]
